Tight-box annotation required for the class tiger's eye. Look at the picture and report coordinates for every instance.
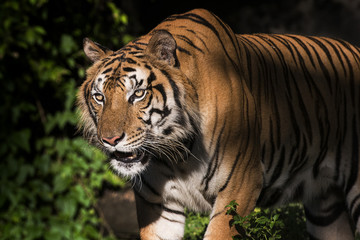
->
[94,93,104,102]
[134,89,145,98]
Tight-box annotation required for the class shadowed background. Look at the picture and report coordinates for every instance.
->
[0,0,359,239]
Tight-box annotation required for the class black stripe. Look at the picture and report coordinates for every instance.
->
[292,181,305,201]
[334,40,356,106]
[175,34,204,53]
[268,146,286,186]
[209,211,223,221]
[346,116,359,193]
[210,11,241,62]
[185,28,209,51]
[351,201,360,225]
[162,127,174,135]
[219,148,242,192]
[140,92,153,110]
[123,67,136,72]
[162,206,186,216]
[102,67,113,74]
[266,118,276,172]
[273,35,318,98]
[208,98,219,150]
[160,215,184,224]
[147,71,156,85]
[83,81,97,124]
[290,145,309,176]
[263,188,283,206]
[349,194,360,215]
[115,76,125,91]
[286,35,317,68]
[239,36,269,100]
[296,88,313,145]
[246,36,272,102]
[149,107,171,123]
[203,122,226,192]
[160,70,182,109]
[124,58,137,64]
[304,202,345,227]
[312,133,329,178]
[239,37,253,90]
[128,51,142,55]
[177,46,191,55]
[152,85,168,121]
[336,39,360,67]
[334,141,343,182]
[308,36,340,87]
[320,37,347,78]
[285,87,301,145]
[138,116,151,125]
[287,145,297,171]
[308,42,334,95]
[165,13,240,74]
[87,46,99,53]
[259,35,292,97]
[270,35,299,67]
[144,64,152,70]
[124,43,146,51]
[94,41,111,53]
[249,36,283,147]
[155,234,166,240]
[153,84,167,105]
[104,56,122,68]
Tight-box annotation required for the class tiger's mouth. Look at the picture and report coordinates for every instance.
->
[111,151,149,164]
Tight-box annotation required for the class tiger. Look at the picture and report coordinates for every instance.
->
[77,8,360,240]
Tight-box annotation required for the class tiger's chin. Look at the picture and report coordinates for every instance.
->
[108,151,150,177]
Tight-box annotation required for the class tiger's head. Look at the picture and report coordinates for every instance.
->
[77,30,199,177]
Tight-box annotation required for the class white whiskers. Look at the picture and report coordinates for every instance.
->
[142,133,200,164]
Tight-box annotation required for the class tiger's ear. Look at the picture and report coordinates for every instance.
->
[83,38,113,62]
[145,30,178,67]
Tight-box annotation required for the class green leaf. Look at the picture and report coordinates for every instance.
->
[53,173,71,194]
[55,194,77,218]
[10,129,31,153]
[16,164,35,185]
[70,185,90,207]
[60,34,77,55]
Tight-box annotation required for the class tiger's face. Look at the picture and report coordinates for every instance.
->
[78,31,198,177]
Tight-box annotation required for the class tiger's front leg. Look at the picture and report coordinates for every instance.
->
[204,154,263,239]
[134,192,186,240]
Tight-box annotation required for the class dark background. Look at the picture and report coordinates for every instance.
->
[121,0,360,45]
[0,0,359,239]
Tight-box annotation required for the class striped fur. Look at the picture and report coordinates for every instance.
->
[77,9,360,240]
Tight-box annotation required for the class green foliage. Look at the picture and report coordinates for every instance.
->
[183,202,308,240]
[226,201,284,240]
[184,211,209,240]
[0,0,130,239]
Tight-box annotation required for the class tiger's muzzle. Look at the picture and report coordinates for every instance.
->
[111,150,149,164]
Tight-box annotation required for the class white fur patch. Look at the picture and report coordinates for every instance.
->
[109,158,148,178]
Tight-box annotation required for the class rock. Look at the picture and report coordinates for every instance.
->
[97,187,140,239]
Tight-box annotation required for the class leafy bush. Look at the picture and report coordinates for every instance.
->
[183,202,309,240]
[224,201,360,240]
[0,0,130,239]
[226,201,284,240]
[184,211,209,240]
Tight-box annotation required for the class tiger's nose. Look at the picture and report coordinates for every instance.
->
[102,133,125,146]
